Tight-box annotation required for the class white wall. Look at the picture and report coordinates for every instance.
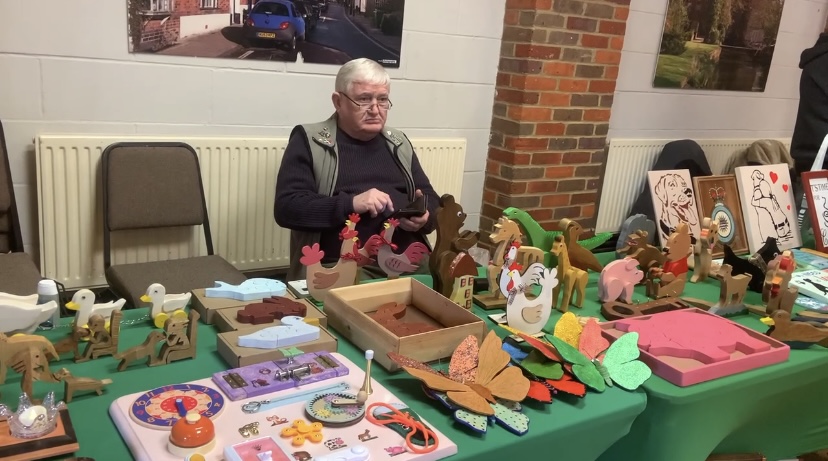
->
[0,0,505,263]
[609,0,828,140]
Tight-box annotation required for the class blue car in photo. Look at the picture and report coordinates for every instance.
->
[243,0,306,51]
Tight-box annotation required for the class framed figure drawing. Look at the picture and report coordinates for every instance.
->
[734,164,802,253]
[647,169,702,248]
[802,170,828,252]
[692,175,749,257]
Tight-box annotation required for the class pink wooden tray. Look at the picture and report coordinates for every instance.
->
[600,308,790,387]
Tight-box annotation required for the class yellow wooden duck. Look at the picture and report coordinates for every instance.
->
[141,283,191,329]
[66,289,126,329]
[0,299,59,335]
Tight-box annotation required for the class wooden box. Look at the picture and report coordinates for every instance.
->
[190,288,295,324]
[324,278,487,372]
[216,324,338,368]
[213,299,327,333]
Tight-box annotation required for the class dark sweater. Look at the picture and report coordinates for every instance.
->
[274,127,439,264]
[792,33,828,176]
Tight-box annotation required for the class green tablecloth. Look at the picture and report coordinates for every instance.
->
[596,275,828,461]
[0,275,646,461]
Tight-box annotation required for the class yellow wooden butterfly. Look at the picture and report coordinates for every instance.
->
[399,330,530,415]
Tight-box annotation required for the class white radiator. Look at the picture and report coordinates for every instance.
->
[595,138,792,233]
[35,135,466,289]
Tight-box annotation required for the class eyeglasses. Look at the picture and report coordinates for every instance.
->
[340,92,393,111]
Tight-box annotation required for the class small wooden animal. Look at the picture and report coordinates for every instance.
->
[141,283,192,329]
[762,251,797,316]
[76,310,121,363]
[560,219,604,273]
[301,214,362,302]
[114,330,166,371]
[647,223,692,299]
[150,310,200,366]
[431,194,479,297]
[237,297,307,324]
[376,219,431,279]
[722,244,766,292]
[53,324,91,361]
[549,234,587,311]
[0,333,59,385]
[764,310,828,348]
[616,214,657,257]
[691,217,719,283]
[206,278,287,301]
[710,264,752,313]
[483,217,544,306]
[622,230,666,278]
[599,257,643,303]
[52,368,113,403]
[65,289,126,329]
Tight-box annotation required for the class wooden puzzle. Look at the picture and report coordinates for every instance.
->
[110,353,458,461]
[237,297,308,325]
[368,302,439,337]
[237,317,321,349]
[206,278,287,301]
[601,297,693,321]
[601,308,790,386]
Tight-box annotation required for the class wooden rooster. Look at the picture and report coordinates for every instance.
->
[377,218,430,279]
[504,261,558,334]
[300,216,361,303]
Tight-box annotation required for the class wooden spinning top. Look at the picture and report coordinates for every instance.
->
[168,411,216,457]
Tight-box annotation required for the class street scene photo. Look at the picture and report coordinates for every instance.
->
[126,0,404,67]
[654,0,784,92]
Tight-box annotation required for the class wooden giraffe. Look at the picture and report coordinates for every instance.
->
[560,219,603,273]
[482,217,543,307]
[549,234,587,312]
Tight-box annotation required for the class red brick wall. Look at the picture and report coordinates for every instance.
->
[176,0,231,15]
[481,0,630,237]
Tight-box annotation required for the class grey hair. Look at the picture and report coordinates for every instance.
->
[334,58,390,93]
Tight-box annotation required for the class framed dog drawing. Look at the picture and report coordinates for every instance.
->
[692,175,749,257]
[802,170,828,252]
[734,164,802,253]
[647,169,702,248]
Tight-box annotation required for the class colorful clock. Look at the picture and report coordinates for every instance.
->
[710,187,735,244]
[130,383,225,430]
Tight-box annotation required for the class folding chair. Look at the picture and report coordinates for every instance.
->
[102,142,246,308]
[0,120,43,296]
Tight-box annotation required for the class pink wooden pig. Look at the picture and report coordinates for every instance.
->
[598,257,643,303]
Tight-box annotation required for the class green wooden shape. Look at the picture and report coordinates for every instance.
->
[520,349,564,379]
[278,347,304,358]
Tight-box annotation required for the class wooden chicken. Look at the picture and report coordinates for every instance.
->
[65,289,126,329]
[560,219,603,273]
[300,215,361,303]
[141,283,192,329]
[376,218,430,279]
[503,261,558,335]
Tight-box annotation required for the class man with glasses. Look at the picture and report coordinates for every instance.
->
[275,58,440,282]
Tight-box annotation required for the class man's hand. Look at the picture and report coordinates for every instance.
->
[353,188,394,217]
[399,211,429,232]
[398,189,428,232]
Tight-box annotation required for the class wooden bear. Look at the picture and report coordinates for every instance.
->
[647,223,692,299]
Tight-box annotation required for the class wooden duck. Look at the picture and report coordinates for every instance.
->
[0,293,38,304]
[762,310,828,348]
[0,300,59,335]
[141,283,192,329]
[66,289,126,328]
[559,219,603,273]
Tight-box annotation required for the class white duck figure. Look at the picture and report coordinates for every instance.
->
[0,292,39,305]
[140,283,191,329]
[65,289,126,328]
[0,300,59,335]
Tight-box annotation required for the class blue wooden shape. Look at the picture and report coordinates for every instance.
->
[205,278,287,301]
[237,316,320,349]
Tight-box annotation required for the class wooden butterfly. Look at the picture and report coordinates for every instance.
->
[389,331,530,416]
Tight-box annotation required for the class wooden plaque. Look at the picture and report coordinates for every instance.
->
[802,170,828,252]
[693,174,748,257]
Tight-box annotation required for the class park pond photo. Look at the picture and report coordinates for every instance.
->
[654,0,785,92]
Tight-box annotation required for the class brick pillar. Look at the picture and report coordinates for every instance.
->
[481,0,631,237]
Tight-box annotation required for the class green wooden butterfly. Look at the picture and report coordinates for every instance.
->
[547,332,651,392]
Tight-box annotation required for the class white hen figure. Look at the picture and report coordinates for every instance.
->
[504,262,558,335]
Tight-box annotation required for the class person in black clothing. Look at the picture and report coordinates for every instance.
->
[791,33,828,176]
[274,58,439,281]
